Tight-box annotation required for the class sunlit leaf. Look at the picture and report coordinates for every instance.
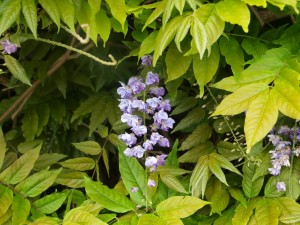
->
[190,16,208,59]
[55,0,75,31]
[22,0,37,38]
[38,0,60,28]
[0,184,13,218]
[137,214,163,225]
[64,208,107,225]
[275,197,300,223]
[0,127,6,169]
[34,192,68,214]
[59,158,95,171]
[72,141,101,155]
[12,194,30,225]
[255,198,280,225]
[0,0,21,36]
[105,0,127,29]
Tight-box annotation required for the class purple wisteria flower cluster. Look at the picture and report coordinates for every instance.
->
[117,55,175,188]
[1,40,17,55]
[267,125,300,192]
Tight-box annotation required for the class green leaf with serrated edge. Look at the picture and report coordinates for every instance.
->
[165,44,192,83]
[174,16,191,52]
[193,44,220,97]
[119,149,146,206]
[22,108,38,141]
[12,194,30,225]
[55,169,86,188]
[241,0,267,7]
[0,184,13,218]
[219,36,244,78]
[170,97,197,116]
[216,0,250,32]
[180,124,212,150]
[34,153,67,171]
[210,189,230,214]
[4,55,31,86]
[242,163,264,198]
[105,0,127,29]
[178,142,214,163]
[71,95,101,122]
[89,98,107,136]
[194,4,224,45]
[96,10,111,45]
[137,214,163,225]
[0,0,21,36]
[156,196,209,219]
[160,174,188,194]
[142,1,167,30]
[34,192,68,214]
[36,103,50,136]
[212,83,269,116]
[139,31,158,57]
[55,0,75,31]
[73,141,101,155]
[275,197,300,223]
[255,198,280,225]
[172,108,205,133]
[267,0,298,13]
[59,157,95,171]
[15,168,61,197]
[214,207,235,225]
[245,89,278,153]
[241,39,267,60]
[232,200,256,225]
[38,0,60,28]
[84,177,134,213]
[228,188,247,207]
[0,128,6,169]
[153,16,185,66]
[22,0,37,38]
[0,144,41,184]
[190,16,208,59]
[64,208,107,225]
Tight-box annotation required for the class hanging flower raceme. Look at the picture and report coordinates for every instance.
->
[117,55,175,183]
[1,40,17,54]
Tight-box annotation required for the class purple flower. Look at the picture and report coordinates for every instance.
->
[294,146,300,157]
[1,40,17,54]
[150,87,165,97]
[150,132,163,144]
[278,126,290,135]
[159,99,171,111]
[118,99,133,113]
[147,179,156,187]
[143,140,154,151]
[158,137,170,147]
[276,182,286,192]
[117,82,132,99]
[160,117,175,131]
[128,77,145,94]
[121,113,140,127]
[146,97,162,111]
[268,134,281,146]
[153,109,168,124]
[145,156,157,167]
[132,99,146,112]
[146,72,159,86]
[119,132,137,147]
[157,154,167,166]
[132,125,147,136]
[141,55,152,66]
[132,145,146,158]
[124,148,134,157]
[131,187,139,193]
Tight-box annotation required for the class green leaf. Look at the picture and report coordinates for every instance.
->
[36,103,50,136]
[22,0,37,38]
[30,216,60,224]
[138,214,163,225]
[59,157,95,171]
[267,0,298,13]
[245,89,278,152]
[0,184,13,218]
[96,10,111,45]
[0,144,41,184]
[12,194,30,225]
[84,177,134,213]
[193,44,220,97]
[232,201,256,225]
[34,153,67,171]
[4,55,31,86]
[228,188,247,207]
[21,108,38,141]
[0,127,6,169]
[255,198,280,225]
[172,108,205,133]
[241,39,267,60]
[72,141,101,155]
[0,0,21,36]
[241,0,267,7]
[71,95,101,122]
[165,44,192,82]
[275,197,300,224]
[15,168,61,197]
[180,124,212,150]
[156,196,209,219]
[210,188,230,214]
[160,174,188,194]
[34,192,68,214]
[38,0,60,28]
[143,1,167,30]
[242,163,264,198]
[119,150,146,206]
[55,0,75,31]
[212,83,269,116]
[214,207,235,225]
[178,142,215,163]
[64,208,107,225]
[194,4,224,45]
[105,0,127,29]
[190,16,208,59]
[174,0,185,14]
[55,169,86,188]
[108,133,127,149]
[219,36,244,78]
[162,0,175,27]
[139,31,158,57]
[89,97,107,136]
[170,97,198,116]
[216,0,250,32]
[174,16,191,52]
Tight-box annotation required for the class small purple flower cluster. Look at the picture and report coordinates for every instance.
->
[267,125,300,192]
[1,40,17,55]
[117,55,175,188]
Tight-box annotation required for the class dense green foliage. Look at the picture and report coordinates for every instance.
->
[0,0,300,224]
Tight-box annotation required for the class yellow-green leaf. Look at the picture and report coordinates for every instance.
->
[174,16,191,52]
[95,10,111,45]
[64,208,107,225]
[72,141,101,155]
[38,0,60,28]
[139,31,158,57]
[143,1,167,30]
[0,184,13,218]
[55,169,86,188]
[242,0,267,7]
[160,174,188,194]
[156,196,209,219]
[59,157,95,171]
[34,192,68,214]
[137,214,163,225]
[0,0,21,36]
[275,197,300,224]
[55,0,75,31]
[245,89,278,153]
[22,0,37,38]
[190,16,208,59]
[0,127,6,169]
[216,0,250,32]
[105,0,127,29]
[267,0,298,13]
[255,198,280,225]
[12,194,30,225]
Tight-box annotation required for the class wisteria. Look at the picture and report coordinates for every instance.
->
[117,55,174,188]
[1,40,17,55]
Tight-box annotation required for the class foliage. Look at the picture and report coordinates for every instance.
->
[0,0,300,224]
